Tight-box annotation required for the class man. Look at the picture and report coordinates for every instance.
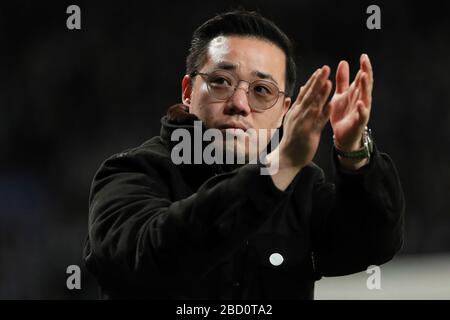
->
[84,10,405,299]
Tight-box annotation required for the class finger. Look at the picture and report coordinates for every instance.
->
[311,80,333,131]
[304,77,332,126]
[309,78,333,114]
[353,70,362,89]
[304,65,331,109]
[317,65,331,91]
[319,80,333,121]
[360,53,374,86]
[295,68,321,104]
[288,69,321,119]
[351,87,360,108]
[342,83,358,114]
[335,60,350,94]
[293,70,322,119]
[360,72,372,109]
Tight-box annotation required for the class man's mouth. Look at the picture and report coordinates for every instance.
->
[218,122,249,132]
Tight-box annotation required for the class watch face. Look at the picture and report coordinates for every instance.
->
[365,128,374,153]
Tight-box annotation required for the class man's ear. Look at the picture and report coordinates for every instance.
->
[277,96,291,127]
[181,75,193,106]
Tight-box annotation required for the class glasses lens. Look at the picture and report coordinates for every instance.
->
[206,70,236,100]
[249,81,279,110]
[203,70,281,111]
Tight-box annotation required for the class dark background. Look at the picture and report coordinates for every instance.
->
[1,0,449,299]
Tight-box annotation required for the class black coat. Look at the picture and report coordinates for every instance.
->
[84,105,405,299]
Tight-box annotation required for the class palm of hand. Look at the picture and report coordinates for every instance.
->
[330,84,363,148]
[329,55,373,150]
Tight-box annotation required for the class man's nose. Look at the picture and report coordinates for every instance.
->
[224,83,251,116]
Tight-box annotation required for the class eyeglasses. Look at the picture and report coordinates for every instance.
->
[191,69,286,112]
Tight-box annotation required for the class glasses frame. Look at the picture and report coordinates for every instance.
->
[190,70,287,112]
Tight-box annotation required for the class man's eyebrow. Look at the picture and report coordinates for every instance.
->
[213,61,279,85]
[253,71,278,85]
[214,61,239,71]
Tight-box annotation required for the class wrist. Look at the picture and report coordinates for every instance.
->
[337,155,369,171]
[333,127,373,171]
[334,137,363,153]
[266,147,303,191]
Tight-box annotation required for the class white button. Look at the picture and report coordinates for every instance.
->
[269,253,284,266]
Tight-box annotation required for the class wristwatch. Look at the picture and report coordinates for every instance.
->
[334,127,374,161]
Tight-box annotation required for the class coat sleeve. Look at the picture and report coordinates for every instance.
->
[84,148,289,290]
[311,144,405,277]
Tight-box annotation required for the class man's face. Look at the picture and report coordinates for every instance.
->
[182,36,291,159]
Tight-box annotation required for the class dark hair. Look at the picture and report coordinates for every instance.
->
[186,10,297,97]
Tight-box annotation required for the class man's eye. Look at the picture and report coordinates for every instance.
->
[210,77,232,86]
[253,85,272,95]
